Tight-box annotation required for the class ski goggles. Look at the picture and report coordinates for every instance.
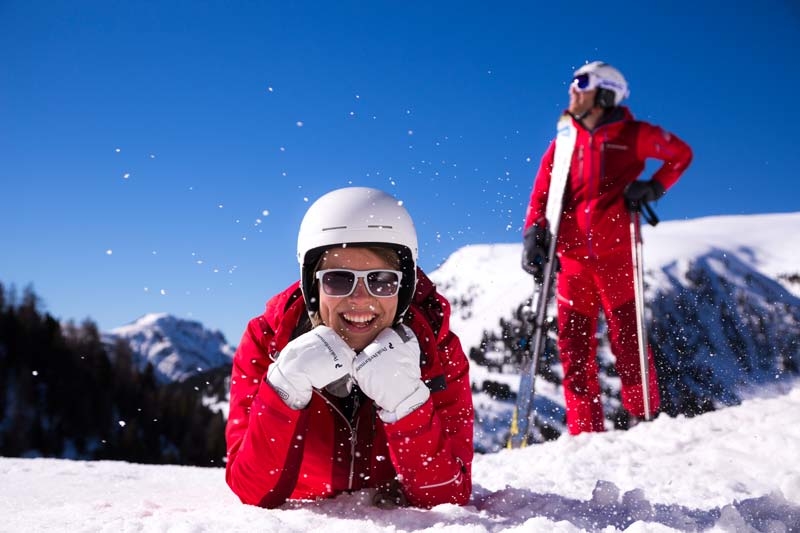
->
[571,73,599,92]
[315,269,403,298]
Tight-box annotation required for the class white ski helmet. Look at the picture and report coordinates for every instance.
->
[573,61,630,108]
[297,187,419,322]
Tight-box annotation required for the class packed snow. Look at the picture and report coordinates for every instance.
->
[2,380,799,532]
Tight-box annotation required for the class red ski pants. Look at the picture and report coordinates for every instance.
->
[556,250,660,435]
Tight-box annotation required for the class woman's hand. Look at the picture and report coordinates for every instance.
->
[353,325,430,422]
[266,326,355,409]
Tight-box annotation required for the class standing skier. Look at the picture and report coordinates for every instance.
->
[225,187,473,508]
[522,61,692,435]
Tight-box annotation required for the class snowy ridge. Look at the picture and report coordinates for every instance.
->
[103,312,235,383]
[640,212,800,289]
[430,211,800,355]
[432,243,534,354]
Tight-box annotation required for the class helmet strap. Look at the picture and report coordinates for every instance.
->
[571,107,605,131]
[573,109,593,121]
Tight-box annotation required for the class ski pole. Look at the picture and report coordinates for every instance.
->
[629,201,656,421]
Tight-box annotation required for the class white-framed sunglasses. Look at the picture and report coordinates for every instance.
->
[315,269,403,298]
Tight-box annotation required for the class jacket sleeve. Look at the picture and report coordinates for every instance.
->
[636,123,693,191]
[224,317,308,508]
[381,329,474,507]
[523,139,557,232]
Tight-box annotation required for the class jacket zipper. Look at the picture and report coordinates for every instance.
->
[586,135,595,257]
[586,127,610,258]
[315,390,359,491]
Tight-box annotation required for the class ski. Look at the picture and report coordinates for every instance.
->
[507,114,577,449]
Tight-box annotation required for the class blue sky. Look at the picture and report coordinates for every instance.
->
[2,1,798,345]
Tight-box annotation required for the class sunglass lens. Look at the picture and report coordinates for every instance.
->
[321,270,356,296]
[366,271,400,296]
[573,73,590,90]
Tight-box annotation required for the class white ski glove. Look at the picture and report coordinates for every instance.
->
[267,326,355,410]
[353,325,431,423]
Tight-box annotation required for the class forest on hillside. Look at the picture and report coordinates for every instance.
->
[0,283,227,466]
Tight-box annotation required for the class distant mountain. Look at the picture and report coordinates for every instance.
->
[429,212,800,450]
[103,313,235,384]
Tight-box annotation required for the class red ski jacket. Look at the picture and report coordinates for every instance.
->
[225,268,474,509]
[524,107,693,258]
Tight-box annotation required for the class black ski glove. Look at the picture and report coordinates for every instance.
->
[521,225,552,283]
[624,179,666,211]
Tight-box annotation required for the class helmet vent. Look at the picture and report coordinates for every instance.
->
[322,226,348,231]
[368,225,393,229]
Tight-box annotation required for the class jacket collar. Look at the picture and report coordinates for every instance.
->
[569,105,633,131]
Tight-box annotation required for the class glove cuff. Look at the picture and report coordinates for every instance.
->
[266,364,311,410]
[377,382,430,423]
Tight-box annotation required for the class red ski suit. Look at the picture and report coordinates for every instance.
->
[524,107,692,434]
[225,269,474,508]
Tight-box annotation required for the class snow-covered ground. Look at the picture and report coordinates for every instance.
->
[2,380,799,532]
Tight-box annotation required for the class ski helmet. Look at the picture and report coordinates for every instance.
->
[297,187,419,322]
[572,61,630,108]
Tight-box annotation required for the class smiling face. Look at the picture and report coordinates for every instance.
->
[316,246,399,351]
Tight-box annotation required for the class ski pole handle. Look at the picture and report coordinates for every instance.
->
[640,201,659,227]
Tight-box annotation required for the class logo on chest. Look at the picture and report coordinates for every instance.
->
[603,143,629,151]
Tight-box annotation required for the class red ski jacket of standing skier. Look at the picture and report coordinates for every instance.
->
[524,107,692,258]
[225,268,474,508]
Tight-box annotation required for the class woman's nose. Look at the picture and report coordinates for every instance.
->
[350,278,371,298]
